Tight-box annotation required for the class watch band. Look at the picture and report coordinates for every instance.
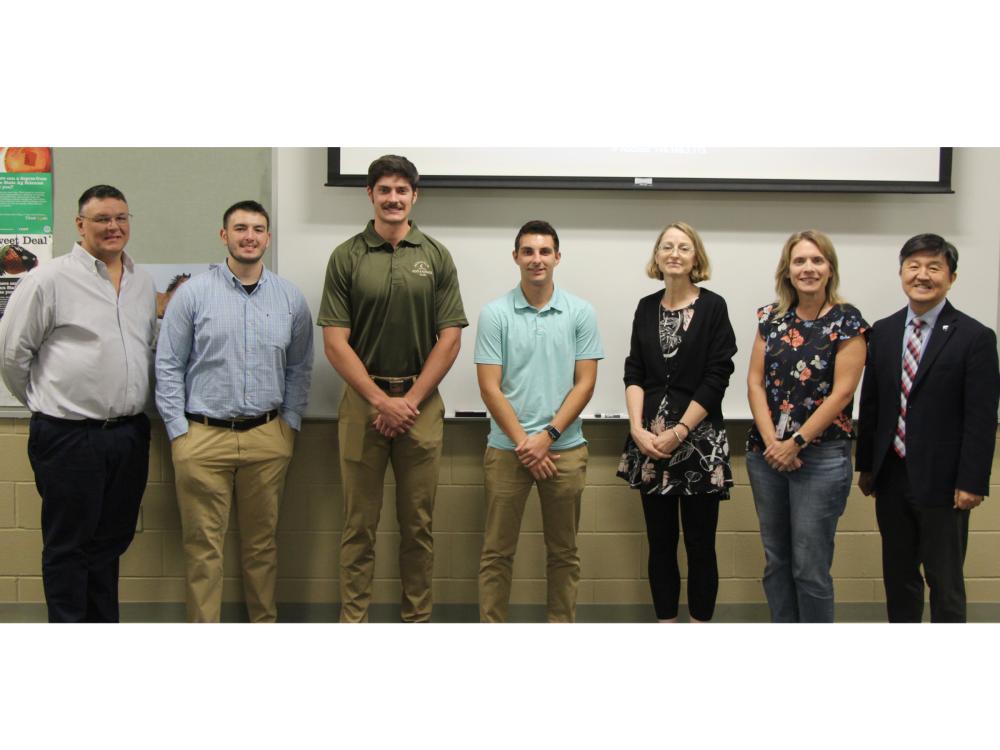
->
[543,424,561,441]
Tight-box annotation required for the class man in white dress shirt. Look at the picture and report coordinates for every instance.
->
[0,185,156,623]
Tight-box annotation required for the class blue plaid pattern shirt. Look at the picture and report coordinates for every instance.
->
[155,261,314,440]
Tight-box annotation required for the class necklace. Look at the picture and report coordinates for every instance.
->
[795,297,828,323]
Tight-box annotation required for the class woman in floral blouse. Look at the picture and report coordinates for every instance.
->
[746,229,868,623]
[618,222,737,622]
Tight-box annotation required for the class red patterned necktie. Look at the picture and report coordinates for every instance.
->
[893,318,924,458]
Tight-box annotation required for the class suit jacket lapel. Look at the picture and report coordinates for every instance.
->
[912,300,956,393]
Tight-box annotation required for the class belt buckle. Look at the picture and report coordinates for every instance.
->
[386,379,408,396]
[101,417,120,429]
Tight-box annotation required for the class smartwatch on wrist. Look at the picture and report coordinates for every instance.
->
[791,432,807,447]
[543,424,561,441]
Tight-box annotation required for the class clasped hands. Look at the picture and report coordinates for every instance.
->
[631,425,684,461]
[515,432,559,480]
[372,395,419,438]
[762,438,803,472]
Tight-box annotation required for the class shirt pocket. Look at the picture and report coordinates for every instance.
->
[262,312,293,349]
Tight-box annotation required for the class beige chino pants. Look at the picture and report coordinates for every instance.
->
[479,444,588,623]
[172,417,295,623]
[337,384,444,623]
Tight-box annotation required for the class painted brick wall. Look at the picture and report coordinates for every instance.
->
[1,417,998,606]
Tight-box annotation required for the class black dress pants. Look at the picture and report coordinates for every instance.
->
[28,413,150,623]
[874,453,969,623]
[640,493,721,621]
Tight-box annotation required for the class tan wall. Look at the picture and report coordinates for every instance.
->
[1,417,998,606]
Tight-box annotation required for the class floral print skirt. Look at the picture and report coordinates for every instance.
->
[617,404,732,498]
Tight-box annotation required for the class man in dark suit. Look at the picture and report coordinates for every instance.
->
[857,233,1000,623]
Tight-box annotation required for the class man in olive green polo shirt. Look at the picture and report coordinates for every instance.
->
[319,155,468,623]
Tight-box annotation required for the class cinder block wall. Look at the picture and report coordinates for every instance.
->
[1,417,998,608]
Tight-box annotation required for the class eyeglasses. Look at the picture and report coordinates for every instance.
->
[79,213,132,226]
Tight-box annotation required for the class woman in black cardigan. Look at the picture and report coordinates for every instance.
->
[617,222,737,622]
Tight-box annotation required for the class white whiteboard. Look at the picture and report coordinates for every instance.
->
[338,147,944,183]
[276,147,1000,420]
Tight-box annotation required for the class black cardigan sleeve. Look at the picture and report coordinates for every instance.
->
[690,294,737,414]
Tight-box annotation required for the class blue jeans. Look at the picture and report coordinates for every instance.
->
[746,440,852,623]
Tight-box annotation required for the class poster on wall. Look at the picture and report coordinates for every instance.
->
[0,146,54,407]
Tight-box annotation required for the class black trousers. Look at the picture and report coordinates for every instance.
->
[640,493,721,621]
[874,453,969,623]
[28,413,150,623]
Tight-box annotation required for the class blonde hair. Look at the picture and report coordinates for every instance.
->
[772,229,846,317]
[645,222,711,283]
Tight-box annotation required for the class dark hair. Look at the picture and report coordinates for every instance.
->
[78,185,126,213]
[366,154,419,190]
[899,233,958,274]
[166,273,191,293]
[514,219,560,252]
[223,200,270,230]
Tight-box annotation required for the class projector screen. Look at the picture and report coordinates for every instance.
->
[328,147,952,193]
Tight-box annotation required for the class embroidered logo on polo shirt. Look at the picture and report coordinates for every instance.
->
[411,261,433,278]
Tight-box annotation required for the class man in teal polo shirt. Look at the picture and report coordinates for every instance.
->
[319,155,467,623]
[474,219,603,623]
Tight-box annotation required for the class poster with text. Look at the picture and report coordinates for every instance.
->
[1,147,54,407]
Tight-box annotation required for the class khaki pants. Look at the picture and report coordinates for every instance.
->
[338,384,444,623]
[172,417,295,623]
[479,444,588,623]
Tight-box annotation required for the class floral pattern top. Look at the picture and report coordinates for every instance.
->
[746,302,868,452]
[617,301,733,498]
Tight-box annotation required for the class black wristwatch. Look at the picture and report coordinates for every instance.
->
[791,432,807,447]
[543,424,561,441]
